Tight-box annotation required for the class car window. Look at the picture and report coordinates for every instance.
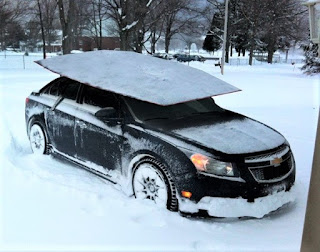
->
[42,78,75,97]
[42,81,64,96]
[62,82,80,101]
[82,85,118,109]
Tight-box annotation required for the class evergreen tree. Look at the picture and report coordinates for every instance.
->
[202,12,222,53]
[301,42,320,75]
[234,33,248,56]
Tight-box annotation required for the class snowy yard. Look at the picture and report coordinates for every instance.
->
[0,55,319,251]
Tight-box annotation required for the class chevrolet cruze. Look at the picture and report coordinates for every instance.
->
[25,51,295,217]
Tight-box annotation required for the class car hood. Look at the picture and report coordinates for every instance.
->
[146,112,286,155]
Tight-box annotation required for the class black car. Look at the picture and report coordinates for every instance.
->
[176,54,193,62]
[176,54,206,63]
[25,51,295,218]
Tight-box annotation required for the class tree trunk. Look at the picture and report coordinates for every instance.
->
[99,18,102,50]
[57,0,76,54]
[248,24,256,65]
[37,0,46,59]
[267,41,275,64]
[165,33,171,53]
[249,45,254,66]
[267,49,273,64]
[135,22,144,53]
[225,41,230,63]
[150,31,156,53]
[120,32,128,51]
[230,44,233,57]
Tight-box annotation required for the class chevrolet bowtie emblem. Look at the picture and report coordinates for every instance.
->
[271,157,283,165]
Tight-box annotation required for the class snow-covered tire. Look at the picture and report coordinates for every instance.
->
[132,158,178,211]
[29,122,50,155]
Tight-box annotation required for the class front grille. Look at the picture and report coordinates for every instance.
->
[245,147,294,182]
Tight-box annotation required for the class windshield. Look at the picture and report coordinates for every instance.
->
[125,97,224,121]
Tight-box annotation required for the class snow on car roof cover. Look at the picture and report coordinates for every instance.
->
[36,50,240,105]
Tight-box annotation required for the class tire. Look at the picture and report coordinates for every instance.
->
[132,158,178,211]
[29,122,50,155]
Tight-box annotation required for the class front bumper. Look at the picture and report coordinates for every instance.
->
[179,186,296,218]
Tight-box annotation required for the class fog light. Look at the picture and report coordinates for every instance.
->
[181,191,192,198]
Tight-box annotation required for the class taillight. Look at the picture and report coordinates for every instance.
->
[26,97,29,104]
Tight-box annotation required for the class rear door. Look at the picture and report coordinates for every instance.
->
[74,85,124,173]
[46,79,80,157]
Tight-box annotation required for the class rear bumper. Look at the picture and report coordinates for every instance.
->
[179,186,296,218]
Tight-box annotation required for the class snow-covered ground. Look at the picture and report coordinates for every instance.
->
[0,54,319,251]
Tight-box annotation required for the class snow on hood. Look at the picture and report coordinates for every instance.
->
[173,117,286,154]
[35,51,240,106]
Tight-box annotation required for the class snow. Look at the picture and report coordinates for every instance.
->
[122,21,139,31]
[35,50,240,105]
[0,54,319,251]
[180,188,296,218]
[146,0,153,7]
[174,117,285,154]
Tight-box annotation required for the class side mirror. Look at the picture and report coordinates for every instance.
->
[95,107,117,119]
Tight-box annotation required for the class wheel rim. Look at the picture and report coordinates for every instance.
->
[133,163,168,207]
[30,124,46,154]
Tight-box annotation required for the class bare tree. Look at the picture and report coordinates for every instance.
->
[103,0,130,50]
[178,18,205,54]
[24,20,41,51]
[0,0,29,50]
[239,0,267,65]
[144,0,166,54]
[37,0,47,58]
[57,0,78,54]
[262,0,308,63]
[83,0,109,50]
[104,0,163,52]
[162,0,203,53]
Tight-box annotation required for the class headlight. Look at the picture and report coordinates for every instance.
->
[190,153,235,177]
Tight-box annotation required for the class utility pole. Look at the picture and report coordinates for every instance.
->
[301,112,320,251]
[301,2,320,250]
[221,0,229,75]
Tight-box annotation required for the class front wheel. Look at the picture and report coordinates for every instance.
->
[29,123,49,155]
[132,158,178,211]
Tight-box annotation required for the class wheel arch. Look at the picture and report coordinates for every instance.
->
[129,153,179,211]
[27,114,46,137]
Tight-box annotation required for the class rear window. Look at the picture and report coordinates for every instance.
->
[82,85,119,109]
[62,82,80,100]
[42,77,80,100]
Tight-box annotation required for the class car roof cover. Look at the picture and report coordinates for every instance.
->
[36,50,240,106]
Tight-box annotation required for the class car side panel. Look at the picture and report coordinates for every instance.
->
[74,108,123,171]
[26,94,58,137]
[122,123,199,191]
[46,99,77,157]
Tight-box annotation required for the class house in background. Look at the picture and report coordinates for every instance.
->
[19,36,120,53]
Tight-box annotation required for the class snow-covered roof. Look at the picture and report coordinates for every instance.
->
[36,50,240,105]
